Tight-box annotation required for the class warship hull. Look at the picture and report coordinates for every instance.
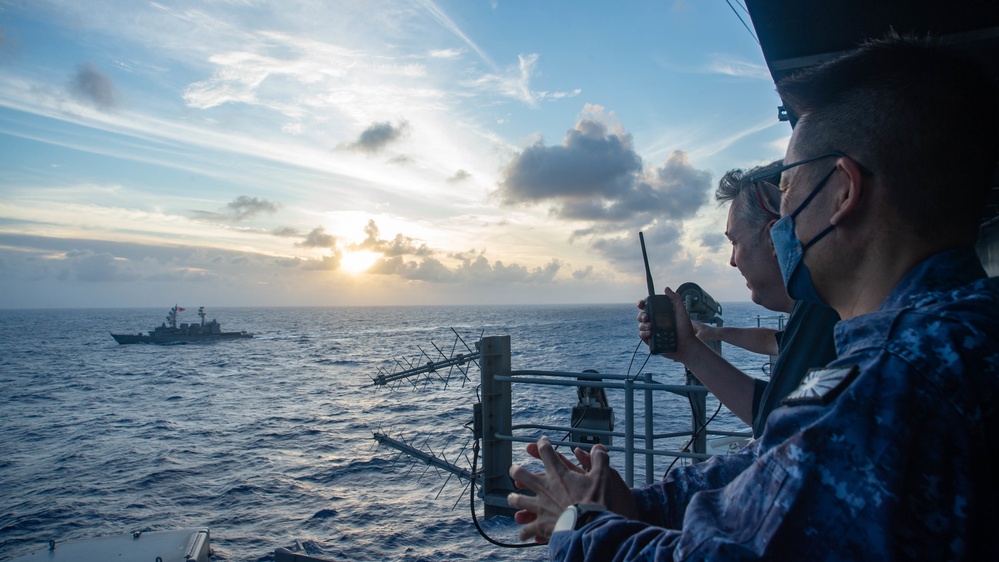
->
[111,332,253,344]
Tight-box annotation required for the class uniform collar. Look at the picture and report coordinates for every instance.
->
[879,247,987,311]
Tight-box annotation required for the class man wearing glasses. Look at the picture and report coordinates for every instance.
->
[636,161,840,438]
[508,34,999,560]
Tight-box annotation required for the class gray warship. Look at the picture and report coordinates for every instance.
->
[111,305,253,344]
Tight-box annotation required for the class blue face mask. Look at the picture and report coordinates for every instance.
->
[770,167,837,304]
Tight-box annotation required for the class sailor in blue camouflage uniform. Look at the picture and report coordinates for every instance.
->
[507,34,999,561]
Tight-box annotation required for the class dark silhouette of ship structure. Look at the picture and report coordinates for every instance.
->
[111,305,253,344]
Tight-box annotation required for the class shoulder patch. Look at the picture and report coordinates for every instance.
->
[781,366,859,406]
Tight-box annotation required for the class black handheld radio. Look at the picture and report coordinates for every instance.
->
[640,232,677,354]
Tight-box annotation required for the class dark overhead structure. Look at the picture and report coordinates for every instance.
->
[743,0,999,272]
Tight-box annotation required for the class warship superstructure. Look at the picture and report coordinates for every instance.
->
[111,305,253,345]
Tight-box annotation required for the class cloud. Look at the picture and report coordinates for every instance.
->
[301,252,342,270]
[192,195,281,223]
[418,0,497,70]
[701,232,727,251]
[388,154,414,165]
[639,151,713,220]
[296,226,337,248]
[497,112,712,226]
[341,120,410,153]
[272,226,301,238]
[69,62,118,110]
[64,249,137,282]
[704,54,771,80]
[494,108,715,269]
[447,169,471,183]
[226,195,280,220]
[468,53,579,106]
[346,219,564,285]
[367,251,562,284]
[591,223,685,267]
[0,234,366,306]
[497,117,642,204]
[428,48,463,59]
[353,219,433,257]
[374,255,452,281]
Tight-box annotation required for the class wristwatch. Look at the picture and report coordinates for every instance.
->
[553,503,608,532]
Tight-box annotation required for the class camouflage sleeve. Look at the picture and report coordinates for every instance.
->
[548,515,682,561]
[548,437,801,561]
[632,442,759,529]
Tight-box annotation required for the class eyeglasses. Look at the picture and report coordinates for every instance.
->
[749,151,872,191]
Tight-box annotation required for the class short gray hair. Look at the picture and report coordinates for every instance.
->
[715,159,783,231]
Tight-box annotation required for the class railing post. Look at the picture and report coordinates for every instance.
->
[624,376,634,486]
[685,369,707,459]
[644,372,655,484]
[685,336,723,460]
[480,335,516,519]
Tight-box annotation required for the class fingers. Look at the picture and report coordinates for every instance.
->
[663,287,688,321]
[512,508,537,525]
[507,490,542,515]
[637,307,651,344]
[520,523,550,543]
[637,299,653,345]
[527,438,586,476]
[514,477,541,490]
[534,436,569,477]
[510,436,599,544]
[509,497,551,543]
[573,447,592,470]
[526,442,540,459]
[638,323,651,340]
[588,443,609,472]
[509,463,543,490]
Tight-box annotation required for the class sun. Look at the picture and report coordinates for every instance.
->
[339,250,380,274]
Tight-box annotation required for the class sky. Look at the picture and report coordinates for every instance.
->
[0,0,793,308]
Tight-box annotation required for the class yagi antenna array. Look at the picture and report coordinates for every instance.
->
[373,431,476,505]
[371,327,482,389]
[370,328,486,507]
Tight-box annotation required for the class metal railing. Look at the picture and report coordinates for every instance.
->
[477,335,752,519]
[371,287,755,520]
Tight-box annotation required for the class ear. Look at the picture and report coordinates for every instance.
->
[829,156,866,225]
[764,218,778,254]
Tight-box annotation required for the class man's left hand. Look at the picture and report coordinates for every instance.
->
[507,436,638,542]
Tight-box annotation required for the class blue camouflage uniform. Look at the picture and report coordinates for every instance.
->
[549,247,998,561]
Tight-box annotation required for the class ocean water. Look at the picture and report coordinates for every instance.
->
[0,303,776,561]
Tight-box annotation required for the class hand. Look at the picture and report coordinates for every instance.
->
[636,287,701,362]
[636,298,651,346]
[691,320,718,342]
[507,436,638,543]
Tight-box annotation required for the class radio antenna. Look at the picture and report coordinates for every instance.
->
[639,232,656,295]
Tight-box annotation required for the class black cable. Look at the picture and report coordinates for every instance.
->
[625,338,648,379]
[627,326,727,479]
[725,0,759,45]
[662,400,723,479]
[555,404,588,450]
[469,437,544,549]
